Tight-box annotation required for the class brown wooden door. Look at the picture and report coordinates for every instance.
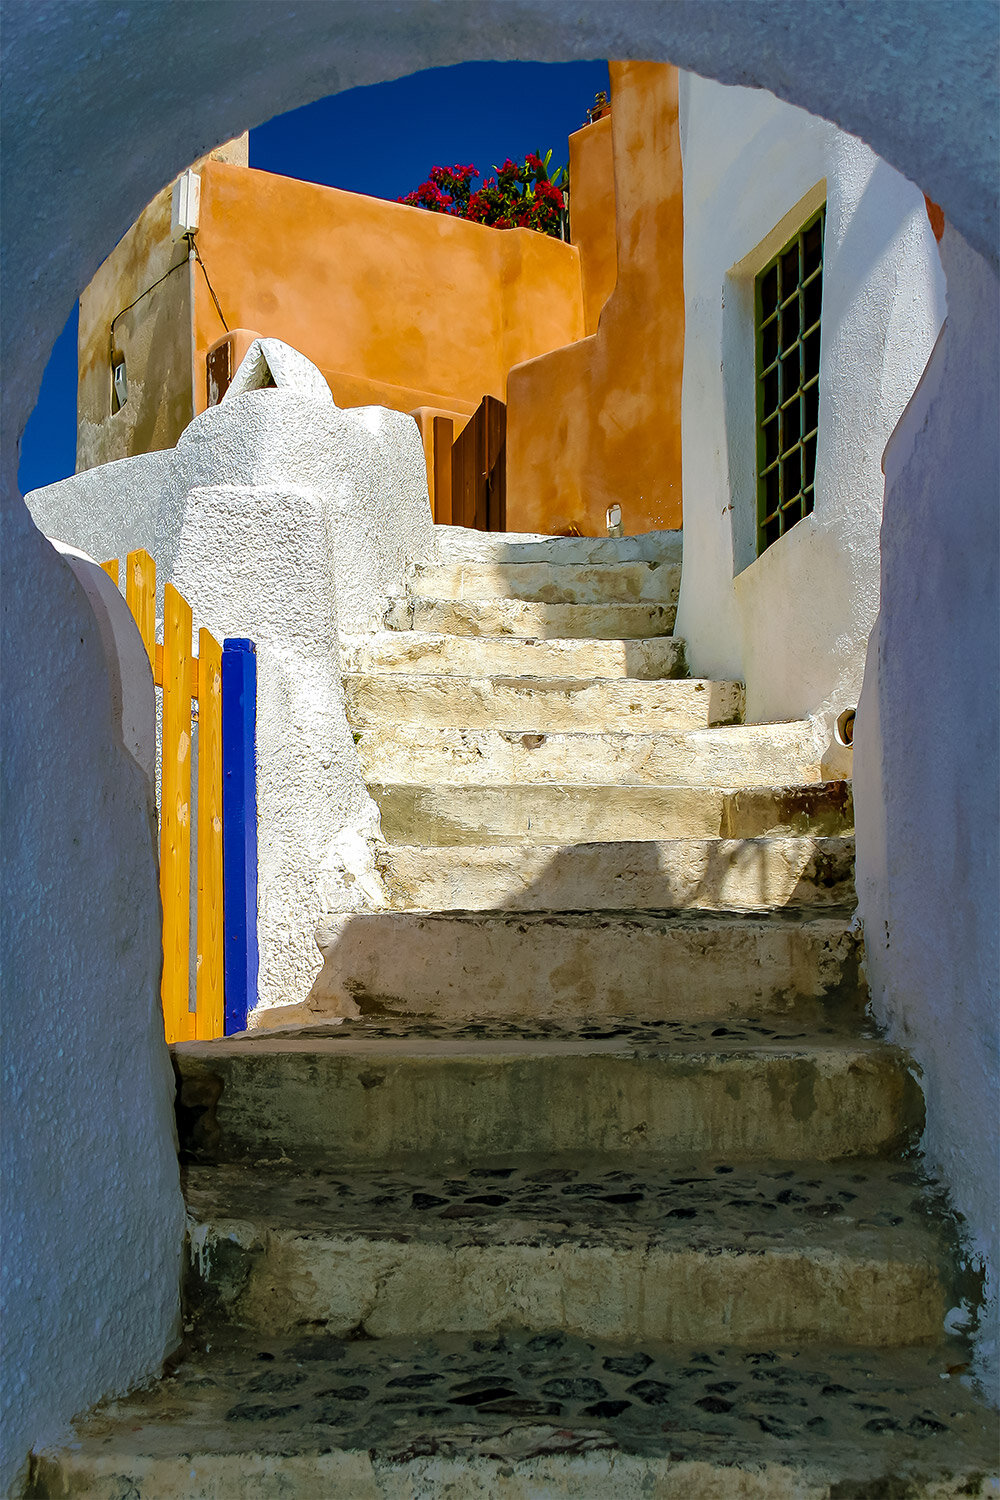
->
[451,396,506,531]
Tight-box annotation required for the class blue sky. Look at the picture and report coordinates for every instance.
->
[18,60,609,497]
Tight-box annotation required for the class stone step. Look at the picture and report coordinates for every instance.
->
[345,673,744,734]
[304,908,863,1024]
[409,559,681,605]
[173,1018,922,1169]
[373,779,855,845]
[341,630,690,680]
[432,522,684,564]
[375,836,856,912]
[355,720,823,788]
[386,596,678,639]
[32,1331,994,1499]
[183,1159,951,1348]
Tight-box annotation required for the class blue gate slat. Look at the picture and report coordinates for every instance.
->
[221,637,259,1033]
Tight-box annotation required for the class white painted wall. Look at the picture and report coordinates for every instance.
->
[676,77,946,745]
[28,367,436,1017]
[3,3,996,1489]
[854,223,999,1397]
[0,529,185,1494]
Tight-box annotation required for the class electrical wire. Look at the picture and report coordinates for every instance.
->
[191,239,230,333]
[109,258,186,349]
[108,235,230,353]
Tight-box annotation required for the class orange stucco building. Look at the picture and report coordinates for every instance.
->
[506,62,684,535]
[77,63,684,535]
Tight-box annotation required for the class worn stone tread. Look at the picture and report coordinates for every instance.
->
[173,1017,923,1169]
[235,1011,880,1049]
[375,834,855,911]
[183,1157,954,1257]
[344,672,743,734]
[409,559,681,605]
[304,905,865,1023]
[340,631,690,680]
[354,719,822,787]
[431,524,683,565]
[372,779,855,844]
[182,1158,955,1347]
[386,596,679,639]
[28,1331,995,1498]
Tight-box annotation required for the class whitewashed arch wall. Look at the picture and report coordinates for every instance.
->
[2,2,997,1486]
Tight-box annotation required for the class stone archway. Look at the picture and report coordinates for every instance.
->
[2,4,997,1485]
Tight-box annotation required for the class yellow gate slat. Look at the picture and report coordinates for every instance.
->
[195,628,224,1040]
[106,551,228,1043]
[161,583,194,1044]
[125,549,156,666]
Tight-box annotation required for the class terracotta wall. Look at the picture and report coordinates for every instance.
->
[190,162,584,422]
[505,62,685,535]
[79,155,585,476]
[569,113,618,335]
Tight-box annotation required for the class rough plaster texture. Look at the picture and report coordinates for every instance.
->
[29,372,436,1014]
[3,1,997,1486]
[675,76,946,732]
[224,335,334,405]
[854,224,1000,1400]
[51,545,157,786]
[0,525,185,1496]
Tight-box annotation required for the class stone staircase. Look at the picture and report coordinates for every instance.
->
[29,529,994,1496]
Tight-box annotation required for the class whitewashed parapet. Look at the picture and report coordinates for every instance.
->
[27,345,437,1015]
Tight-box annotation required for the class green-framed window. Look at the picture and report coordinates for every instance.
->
[755,206,825,554]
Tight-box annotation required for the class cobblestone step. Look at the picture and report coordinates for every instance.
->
[340,631,689,680]
[173,1017,923,1170]
[29,1330,995,1498]
[375,835,855,911]
[409,559,681,605]
[183,1159,953,1347]
[354,720,823,787]
[386,596,678,639]
[303,907,864,1023]
[344,673,743,734]
[372,779,855,844]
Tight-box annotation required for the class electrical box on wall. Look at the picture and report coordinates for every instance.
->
[171,170,201,240]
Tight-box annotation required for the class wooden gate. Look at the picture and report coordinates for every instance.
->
[450,395,507,531]
[103,550,224,1043]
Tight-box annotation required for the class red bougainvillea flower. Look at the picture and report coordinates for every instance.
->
[400,152,568,237]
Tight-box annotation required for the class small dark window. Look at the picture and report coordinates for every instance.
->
[755,205,825,555]
[111,356,128,414]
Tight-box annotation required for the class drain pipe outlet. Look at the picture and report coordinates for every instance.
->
[834,707,856,748]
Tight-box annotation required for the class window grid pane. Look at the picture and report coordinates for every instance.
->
[755,206,825,555]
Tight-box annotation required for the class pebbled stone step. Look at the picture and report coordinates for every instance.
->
[409,559,681,606]
[341,630,689,681]
[173,1017,923,1169]
[431,523,683,565]
[30,1330,995,1498]
[375,835,856,912]
[372,779,855,845]
[354,720,823,788]
[344,673,744,734]
[386,595,678,639]
[182,1159,953,1347]
[341,630,689,680]
[305,907,865,1023]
